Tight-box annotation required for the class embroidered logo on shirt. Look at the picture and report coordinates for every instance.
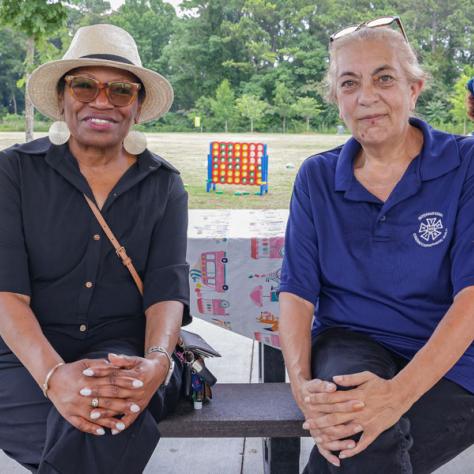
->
[413,212,448,247]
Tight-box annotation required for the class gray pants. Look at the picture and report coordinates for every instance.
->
[303,328,474,474]
[0,338,183,474]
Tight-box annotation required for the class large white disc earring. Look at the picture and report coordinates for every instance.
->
[48,121,70,145]
[123,130,147,155]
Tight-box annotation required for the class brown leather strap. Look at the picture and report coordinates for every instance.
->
[83,194,144,296]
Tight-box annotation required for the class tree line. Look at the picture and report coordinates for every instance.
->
[0,0,473,134]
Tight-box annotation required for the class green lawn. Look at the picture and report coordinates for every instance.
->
[0,131,349,209]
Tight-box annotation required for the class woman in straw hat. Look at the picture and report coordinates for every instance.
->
[0,24,189,473]
[279,16,474,473]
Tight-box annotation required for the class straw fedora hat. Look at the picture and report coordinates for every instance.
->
[27,24,174,123]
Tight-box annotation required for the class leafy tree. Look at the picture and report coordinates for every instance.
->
[210,79,236,131]
[0,28,25,114]
[449,66,474,134]
[423,99,451,126]
[110,0,176,74]
[272,82,295,133]
[0,0,67,140]
[291,97,321,132]
[235,94,268,132]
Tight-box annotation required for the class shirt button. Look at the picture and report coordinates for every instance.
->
[85,281,93,288]
[79,324,87,332]
[93,234,101,241]
[379,215,386,222]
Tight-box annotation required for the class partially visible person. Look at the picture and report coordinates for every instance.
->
[279,16,474,474]
[0,24,189,473]
[468,77,474,122]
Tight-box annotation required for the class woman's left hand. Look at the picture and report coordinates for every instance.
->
[79,353,169,434]
[314,371,411,460]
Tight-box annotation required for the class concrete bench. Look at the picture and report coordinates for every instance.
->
[159,383,305,438]
[159,381,474,474]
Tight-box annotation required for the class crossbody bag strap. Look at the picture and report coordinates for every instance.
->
[83,193,144,296]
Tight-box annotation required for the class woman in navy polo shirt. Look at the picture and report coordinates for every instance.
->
[279,17,474,473]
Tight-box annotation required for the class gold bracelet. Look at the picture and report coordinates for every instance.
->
[42,362,65,398]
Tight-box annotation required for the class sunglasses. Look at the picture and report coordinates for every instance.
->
[64,75,142,107]
[330,16,408,43]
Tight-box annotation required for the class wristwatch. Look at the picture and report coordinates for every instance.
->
[146,346,175,386]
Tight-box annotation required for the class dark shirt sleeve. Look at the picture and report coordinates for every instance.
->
[279,164,321,305]
[143,172,191,325]
[0,150,31,296]
[451,146,474,295]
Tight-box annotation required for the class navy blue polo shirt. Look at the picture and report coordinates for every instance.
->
[0,137,190,360]
[280,118,474,393]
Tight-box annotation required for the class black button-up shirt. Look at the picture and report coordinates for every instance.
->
[0,137,190,355]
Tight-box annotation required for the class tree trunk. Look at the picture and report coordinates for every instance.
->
[282,116,286,133]
[25,36,35,142]
[250,118,254,133]
[11,92,17,115]
[225,119,228,133]
[306,117,310,132]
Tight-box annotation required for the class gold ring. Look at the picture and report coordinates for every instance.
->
[91,397,99,408]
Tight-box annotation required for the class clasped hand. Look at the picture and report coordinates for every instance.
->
[298,371,409,467]
[47,353,169,436]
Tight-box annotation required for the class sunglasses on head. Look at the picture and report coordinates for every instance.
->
[330,16,408,43]
[64,75,142,107]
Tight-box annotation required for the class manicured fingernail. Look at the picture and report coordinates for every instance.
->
[130,404,140,413]
[111,429,119,435]
[90,411,101,420]
[332,460,341,466]
[346,442,355,449]
[315,436,322,443]
[339,453,347,459]
[354,424,363,433]
[96,428,105,436]
[116,422,126,431]
[333,375,343,382]
[302,422,309,429]
[83,368,94,376]
[132,379,143,388]
[353,401,365,409]
[304,396,310,403]
[325,382,335,390]
[80,388,92,396]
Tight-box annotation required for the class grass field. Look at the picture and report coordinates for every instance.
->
[0,132,349,209]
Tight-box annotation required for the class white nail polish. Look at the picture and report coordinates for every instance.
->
[83,368,94,377]
[111,429,119,435]
[80,388,92,396]
[130,404,140,413]
[90,411,101,420]
[116,422,126,431]
[96,428,105,436]
[132,379,144,388]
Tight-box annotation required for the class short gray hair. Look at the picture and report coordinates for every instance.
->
[325,27,427,103]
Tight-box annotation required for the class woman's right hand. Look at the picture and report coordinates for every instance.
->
[46,359,145,436]
[294,377,365,467]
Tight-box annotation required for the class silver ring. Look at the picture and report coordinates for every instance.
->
[91,397,99,408]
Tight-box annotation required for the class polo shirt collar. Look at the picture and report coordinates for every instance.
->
[334,117,460,194]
